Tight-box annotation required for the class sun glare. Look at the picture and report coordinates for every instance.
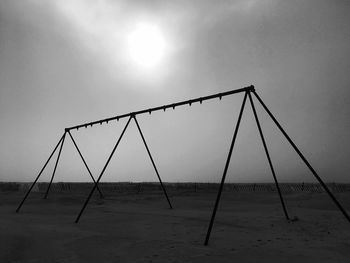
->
[127,22,167,70]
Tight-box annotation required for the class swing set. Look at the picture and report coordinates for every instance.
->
[16,85,350,245]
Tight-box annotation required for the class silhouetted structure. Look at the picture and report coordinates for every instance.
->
[16,85,350,245]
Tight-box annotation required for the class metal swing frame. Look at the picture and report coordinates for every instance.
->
[16,85,350,245]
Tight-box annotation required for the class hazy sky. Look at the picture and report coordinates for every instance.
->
[1,0,349,183]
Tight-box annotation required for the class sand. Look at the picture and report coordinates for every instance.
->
[1,189,349,262]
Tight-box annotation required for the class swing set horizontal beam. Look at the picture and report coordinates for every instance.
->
[66,85,255,131]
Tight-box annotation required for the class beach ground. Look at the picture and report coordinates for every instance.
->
[1,189,350,262]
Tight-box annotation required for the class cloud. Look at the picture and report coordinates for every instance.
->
[27,0,274,85]
[39,0,183,85]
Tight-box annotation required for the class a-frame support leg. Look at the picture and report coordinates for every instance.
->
[247,91,290,220]
[133,116,173,209]
[252,90,350,222]
[16,133,65,212]
[44,131,66,199]
[75,116,132,223]
[67,130,104,198]
[204,92,248,246]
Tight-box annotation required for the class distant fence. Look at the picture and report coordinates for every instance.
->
[1,182,349,193]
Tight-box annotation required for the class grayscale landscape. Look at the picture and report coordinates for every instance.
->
[1,1,349,262]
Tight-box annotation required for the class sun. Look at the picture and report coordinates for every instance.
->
[126,22,167,70]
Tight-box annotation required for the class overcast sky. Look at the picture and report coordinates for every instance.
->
[1,0,349,183]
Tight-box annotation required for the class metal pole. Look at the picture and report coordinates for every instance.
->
[67,86,254,131]
[204,92,248,246]
[44,132,66,199]
[67,130,104,198]
[16,134,65,213]
[75,116,132,223]
[253,91,350,222]
[133,116,173,209]
[247,91,289,220]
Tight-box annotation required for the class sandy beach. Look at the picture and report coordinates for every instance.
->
[1,186,349,263]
